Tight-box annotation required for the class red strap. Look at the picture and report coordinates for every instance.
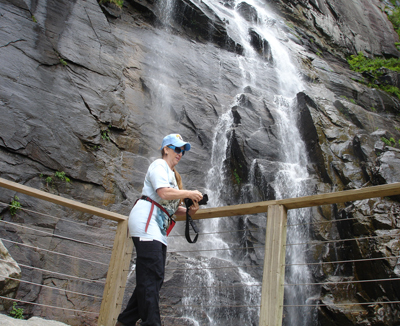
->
[166,219,176,236]
[145,201,155,233]
[140,196,171,217]
[140,196,175,235]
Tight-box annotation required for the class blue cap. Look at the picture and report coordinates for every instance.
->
[160,134,191,151]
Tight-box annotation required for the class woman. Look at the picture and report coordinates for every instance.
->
[116,133,203,326]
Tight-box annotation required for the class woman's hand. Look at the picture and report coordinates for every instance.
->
[188,200,200,215]
[187,190,203,202]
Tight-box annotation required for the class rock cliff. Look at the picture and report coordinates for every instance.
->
[0,0,399,325]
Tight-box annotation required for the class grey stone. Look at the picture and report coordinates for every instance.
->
[0,314,70,326]
[0,241,21,311]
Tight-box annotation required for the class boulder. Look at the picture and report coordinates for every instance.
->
[0,241,21,311]
[0,314,70,326]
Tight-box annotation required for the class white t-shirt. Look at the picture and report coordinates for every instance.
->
[128,159,180,245]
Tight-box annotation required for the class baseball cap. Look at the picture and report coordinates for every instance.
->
[160,134,191,151]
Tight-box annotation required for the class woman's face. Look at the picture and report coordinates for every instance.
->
[164,145,184,168]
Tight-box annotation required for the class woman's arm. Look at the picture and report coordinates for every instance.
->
[157,187,203,202]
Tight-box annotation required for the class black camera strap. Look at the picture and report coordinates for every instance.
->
[183,198,200,243]
[185,208,199,243]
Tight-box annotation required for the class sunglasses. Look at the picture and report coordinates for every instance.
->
[167,145,185,156]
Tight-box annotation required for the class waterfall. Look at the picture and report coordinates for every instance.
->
[182,0,315,324]
[151,0,316,324]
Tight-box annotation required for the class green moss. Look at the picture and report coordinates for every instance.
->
[347,52,400,73]
[55,171,71,182]
[381,136,398,147]
[387,5,400,44]
[99,0,123,8]
[9,196,21,216]
[347,52,400,100]
[233,169,242,185]
[101,127,111,141]
[9,302,24,319]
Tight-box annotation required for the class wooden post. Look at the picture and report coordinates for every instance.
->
[98,219,132,326]
[259,205,287,326]
[113,234,134,325]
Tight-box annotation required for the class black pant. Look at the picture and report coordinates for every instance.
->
[117,237,167,326]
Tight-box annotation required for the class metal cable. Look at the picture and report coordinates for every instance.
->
[284,277,400,287]
[161,282,262,290]
[0,238,108,266]
[0,258,105,284]
[164,264,261,272]
[285,255,400,267]
[168,227,262,238]
[122,259,262,272]
[1,275,102,299]
[159,303,260,309]
[286,233,399,247]
[0,219,113,250]
[287,217,359,227]
[122,263,262,273]
[283,301,400,307]
[0,295,99,315]
[0,200,113,231]
[167,245,264,254]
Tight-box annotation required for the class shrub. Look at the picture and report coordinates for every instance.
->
[9,196,21,216]
[99,0,124,8]
[9,302,24,319]
[347,52,400,100]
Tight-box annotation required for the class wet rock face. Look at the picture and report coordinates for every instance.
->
[1,0,400,325]
[267,0,400,58]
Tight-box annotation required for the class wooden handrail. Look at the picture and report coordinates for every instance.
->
[3,177,400,326]
[176,182,400,221]
[0,177,127,222]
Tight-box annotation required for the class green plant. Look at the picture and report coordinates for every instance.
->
[99,0,124,8]
[32,15,37,23]
[381,136,398,147]
[55,171,71,182]
[9,196,21,216]
[381,137,391,146]
[101,127,111,141]
[387,5,400,40]
[233,169,241,185]
[348,52,400,73]
[347,52,400,100]
[40,171,70,185]
[9,302,24,319]
[59,58,67,66]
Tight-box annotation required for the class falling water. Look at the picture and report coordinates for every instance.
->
[190,0,315,325]
[150,0,316,324]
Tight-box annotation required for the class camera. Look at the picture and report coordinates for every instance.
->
[184,194,208,208]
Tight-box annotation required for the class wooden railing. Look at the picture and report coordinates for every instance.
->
[0,177,131,326]
[1,177,400,326]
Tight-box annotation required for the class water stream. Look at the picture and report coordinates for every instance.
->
[152,0,315,324]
